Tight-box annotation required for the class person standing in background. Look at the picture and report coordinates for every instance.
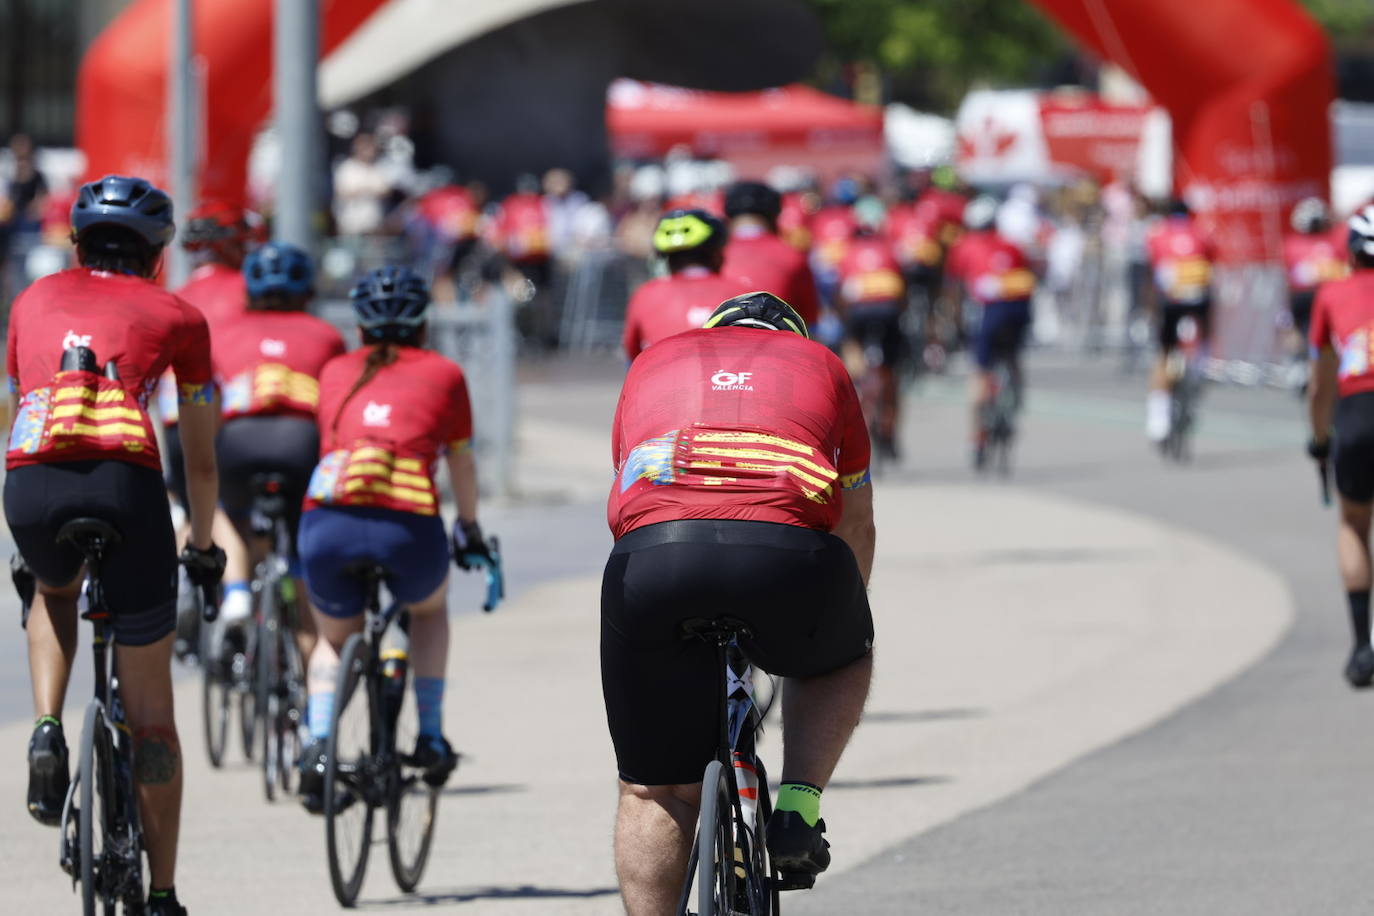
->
[1,135,49,303]
[333,132,393,238]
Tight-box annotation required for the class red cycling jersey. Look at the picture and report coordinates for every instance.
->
[946,230,1035,304]
[721,226,821,326]
[214,311,347,421]
[886,202,943,270]
[491,192,549,263]
[1310,270,1374,398]
[415,185,480,242]
[1147,217,1216,305]
[176,262,247,333]
[305,346,472,517]
[778,192,815,252]
[609,327,871,539]
[1283,232,1348,292]
[6,268,212,471]
[916,188,969,243]
[622,268,752,361]
[810,206,858,273]
[838,235,905,306]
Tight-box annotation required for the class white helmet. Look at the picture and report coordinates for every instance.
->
[1349,205,1374,260]
[963,194,998,232]
[1291,196,1330,234]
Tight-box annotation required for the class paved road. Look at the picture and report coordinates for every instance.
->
[798,354,1359,914]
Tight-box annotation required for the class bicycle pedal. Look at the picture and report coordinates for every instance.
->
[774,871,817,891]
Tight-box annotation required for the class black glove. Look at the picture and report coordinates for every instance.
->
[451,519,492,571]
[1307,437,1331,462]
[179,543,227,588]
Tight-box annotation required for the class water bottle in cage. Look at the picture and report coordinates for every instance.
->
[379,627,409,732]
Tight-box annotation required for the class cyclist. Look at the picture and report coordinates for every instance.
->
[945,195,1036,467]
[720,181,821,327]
[211,242,345,650]
[1307,205,1374,687]
[1145,198,1216,443]
[603,291,875,915]
[836,220,907,459]
[296,266,491,807]
[6,175,225,916]
[1283,197,1346,368]
[621,208,747,362]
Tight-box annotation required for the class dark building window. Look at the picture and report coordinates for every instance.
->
[1,0,81,146]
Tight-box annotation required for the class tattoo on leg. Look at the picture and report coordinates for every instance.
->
[134,728,180,786]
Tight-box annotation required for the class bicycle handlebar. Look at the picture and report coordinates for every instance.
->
[1318,459,1332,508]
[482,537,505,613]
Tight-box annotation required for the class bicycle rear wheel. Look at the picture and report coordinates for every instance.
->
[695,759,740,916]
[325,633,376,907]
[201,658,229,768]
[258,595,281,801]
[387,669,439,893]
[238,625,258,762]
[752,758,779,915]
[77,701,113,916]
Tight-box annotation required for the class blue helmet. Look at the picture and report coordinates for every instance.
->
[350,266,430,339]
[71,175,175,248]
[244,241,314,300]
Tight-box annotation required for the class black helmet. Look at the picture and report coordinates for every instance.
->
[350,266,430,340]
[724,181,782,221]
[244,241,314,300]
[703,291,809,338]
[653,208,726,255]
[72,175,175,248]
[1348,205,1374,262]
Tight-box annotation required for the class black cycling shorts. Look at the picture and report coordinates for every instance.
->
[1289,290,1316,339]
[216,415,319,550]
[847,303,906,370]
[601,519,874,786]
[1158,300,1212,350]
[4,460,177,646]
[1335,392,1374,503]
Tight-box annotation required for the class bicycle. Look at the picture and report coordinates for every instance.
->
[678,617,789,916]
[246,472,306,802]
[1161,315,1204,463]
[977,356,1020,477]
[200,587,257,769]
[322,564,440,907]
[56,518,217,915]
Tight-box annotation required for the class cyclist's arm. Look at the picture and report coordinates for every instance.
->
[445,445,479,524]
[1309,344,1338,445]
[178,397,220,550]
[834,483,875,586]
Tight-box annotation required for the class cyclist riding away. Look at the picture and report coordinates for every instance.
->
[836,219,907,460]
[603,291,876,916]
[211,242,345,654]
[296,266,491,807]
[945,195,1036,467]
[621,208,747,362]
[720,181,821,327]
[1145,198,1216,444]
[6,175,225,916]
[1307,205,1374,688]
[1283,197,1346,373]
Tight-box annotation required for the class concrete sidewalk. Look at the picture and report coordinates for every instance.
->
[0,364,1293,914]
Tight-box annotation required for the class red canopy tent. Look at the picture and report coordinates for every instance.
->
[606,80,885,180]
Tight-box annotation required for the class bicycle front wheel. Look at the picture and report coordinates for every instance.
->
[77,701,113,916]
[201,656,229,769]
[257,597,281,802]
[325,633,376,907]
[387,668,439,893]
[695,759,740,916]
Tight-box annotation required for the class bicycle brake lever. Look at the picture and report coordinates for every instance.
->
[199,582,219,623]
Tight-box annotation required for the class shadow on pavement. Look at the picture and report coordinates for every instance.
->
[827,775,951,791]
[862,707,985,724]
[360,885,620,907]
[439,782,526,797]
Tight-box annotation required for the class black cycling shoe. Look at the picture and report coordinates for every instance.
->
[298,739,328,814]
[146,890,187,916]
[1345,644,1374,689]
[409,735,459,788]
[27,718,69,826]
[766,811,830,887]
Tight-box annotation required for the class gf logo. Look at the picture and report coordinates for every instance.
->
[62,330,92,350]
[362,401,392,427]
[260,338,287,358]
[711,370,755,391]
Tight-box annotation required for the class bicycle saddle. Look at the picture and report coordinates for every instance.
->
[249,472,290,521]
[56,518,122,553]
[680,616,754,642]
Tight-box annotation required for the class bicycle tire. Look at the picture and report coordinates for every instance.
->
[387,666,439,893]
[258,592,280,802]
[696,759,738,916]
[201,660,229,769]
[239,632,258,763]
[753,757,779,915]
[325,633,376,907]
[78,700,112,916]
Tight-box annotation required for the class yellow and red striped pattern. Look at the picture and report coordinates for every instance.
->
[678,427,839,505]
[305,443,437,516]
[6,371,157,468]
[223,363,319,418]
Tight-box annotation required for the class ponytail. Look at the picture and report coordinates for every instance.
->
[331,341,401,438]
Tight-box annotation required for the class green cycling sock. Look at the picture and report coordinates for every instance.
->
[774,782,822,827]
[35,715,59,728]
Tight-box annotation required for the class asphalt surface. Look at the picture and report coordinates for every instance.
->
[796,353,1358,914]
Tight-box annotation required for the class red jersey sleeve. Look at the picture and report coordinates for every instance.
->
[622,293,645,362]
[172,301,214,404]
[443,365,474,452]
[831,355,872,487]
[6,293,19,389]
[1310,283,1334,351]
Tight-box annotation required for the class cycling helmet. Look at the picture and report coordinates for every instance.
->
[703,291,809,338]
[1348,205,1374,261]
[652,208,726,255]
[724,181,782,221]
[963,195,998,232]
[350,266,430,338]
[244,241,314,300]
[1166,197,1191,218]
[71,175,174,248]
[1291,197,1330,234]
[182,199,259,251]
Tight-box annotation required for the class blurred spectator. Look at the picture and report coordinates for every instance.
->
[543,167,590,259]
[2,134,49,303]
[333,132,393,236]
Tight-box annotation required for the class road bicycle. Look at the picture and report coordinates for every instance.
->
[246,472,306,802]
[201,576,257,769]
[977,356,1020,476]
[56,518,217,915]
[678,617,789,916]
[1161,315,1205,463]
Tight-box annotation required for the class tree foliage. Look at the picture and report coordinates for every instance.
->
[1298,0,1374,50]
